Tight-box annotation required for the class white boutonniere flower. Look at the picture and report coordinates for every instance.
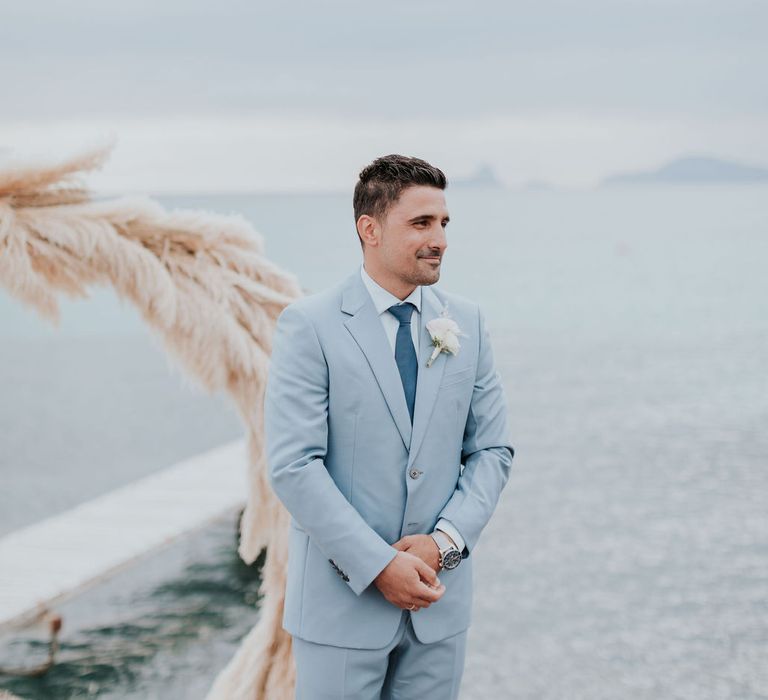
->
[425,305,468,367]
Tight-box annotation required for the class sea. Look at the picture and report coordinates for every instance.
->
[1,184,766,699]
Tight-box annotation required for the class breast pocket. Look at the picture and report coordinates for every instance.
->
[440,365,475,388]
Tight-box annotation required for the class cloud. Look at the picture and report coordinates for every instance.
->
[1,0,765,188]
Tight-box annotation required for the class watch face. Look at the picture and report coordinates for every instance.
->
[442,549,462,569]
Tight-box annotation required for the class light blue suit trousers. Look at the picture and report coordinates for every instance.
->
[292,609,467,699]
[265,268,514,696]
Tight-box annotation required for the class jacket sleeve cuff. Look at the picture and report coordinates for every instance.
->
[348,543,399,596]
[434,518,466,555]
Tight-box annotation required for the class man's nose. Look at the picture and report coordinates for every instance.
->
[429,224,448,250]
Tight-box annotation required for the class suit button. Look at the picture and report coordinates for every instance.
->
[409,468,423,479]
[329,559,349,581]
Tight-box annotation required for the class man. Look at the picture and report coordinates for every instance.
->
[265,154,514,699]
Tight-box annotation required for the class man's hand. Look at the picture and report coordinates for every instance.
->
[373,550,445,611]
[392,533,443,572]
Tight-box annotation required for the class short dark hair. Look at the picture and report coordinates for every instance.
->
[353,154,447,248]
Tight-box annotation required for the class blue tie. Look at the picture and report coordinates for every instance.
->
[387,302,418,423]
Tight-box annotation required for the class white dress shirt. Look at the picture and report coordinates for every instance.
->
[359,262,466,554]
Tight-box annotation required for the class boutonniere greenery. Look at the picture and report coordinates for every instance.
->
[425,306,467,367]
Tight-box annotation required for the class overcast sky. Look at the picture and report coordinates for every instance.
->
[1,0,766,191]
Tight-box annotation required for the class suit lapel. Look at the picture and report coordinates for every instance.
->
[342,272,413,450]
[407,282,448,467]
[341,269,448,460]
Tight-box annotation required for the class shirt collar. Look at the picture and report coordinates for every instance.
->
[360,262,422,315]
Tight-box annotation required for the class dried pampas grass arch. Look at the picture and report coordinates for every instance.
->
[0,142,304,699]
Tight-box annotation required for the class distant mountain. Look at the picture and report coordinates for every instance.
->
[602,155,768,186]
[452,164,505,188]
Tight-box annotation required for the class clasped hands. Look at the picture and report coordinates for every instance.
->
[372,533,448,612]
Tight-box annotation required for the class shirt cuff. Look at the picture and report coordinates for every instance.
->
[434,519,465,553]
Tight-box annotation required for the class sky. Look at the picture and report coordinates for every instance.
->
[0,0,766,192]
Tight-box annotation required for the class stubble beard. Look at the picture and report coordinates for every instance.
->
[405,257,441,286]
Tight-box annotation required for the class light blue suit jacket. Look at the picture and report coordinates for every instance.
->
[265,268,514,649]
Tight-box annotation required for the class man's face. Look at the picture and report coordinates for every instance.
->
[373,185,449,287]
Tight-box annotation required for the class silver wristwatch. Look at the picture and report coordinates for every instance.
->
[430,530,462,570]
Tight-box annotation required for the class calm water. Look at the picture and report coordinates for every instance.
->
[1,185,767,698]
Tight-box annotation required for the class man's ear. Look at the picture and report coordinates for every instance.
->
[357,214,380,248]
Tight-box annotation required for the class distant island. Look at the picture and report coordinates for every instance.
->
[602,155,768,186]
[452,164,506,188]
